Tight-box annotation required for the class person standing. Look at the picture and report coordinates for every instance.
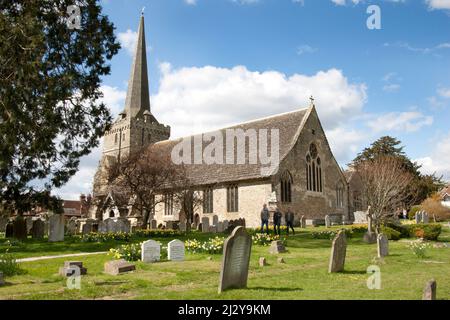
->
[273,207,282,236]
[285,208,295,235]
[260,204,269,234]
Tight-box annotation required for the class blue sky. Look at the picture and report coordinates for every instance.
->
[56,0,450,199]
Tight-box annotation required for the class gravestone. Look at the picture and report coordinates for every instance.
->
[363,231,377,244]
[66,218,78,235]
[151,220,157,230]
[201,217,209,233]
[197,223,203,231]
[141,240,160,263]
[325,215,331,228]
[328,230,347,273]
[98,221,107,233]
[259,257,267,267]
[218,226,252,293]
[300,216,306,228]
[353,211,367,224]
[422,279,437,300]
[104,260,136,275]
[116,218,131,233]
[0,272,4,286]
[377,233,389,258]
[13,217,27,241]
[59,261,87,277]
[209,225,217,233]
[166,221,174,230]
[269,240,286,254]
[0,216,8,233]
[212,215,219,226]
[48,214,65,242]
[25,217,34,235]
[415,211,422,224]
[179,221,186,232]
[31,219,45,239]
[104,218,115,233]
[422,211,429,224]
[5,222,13,238]
[168,239,185,261]
[82,222,93,235]
[223,220,229,232]
[217,222,224,233]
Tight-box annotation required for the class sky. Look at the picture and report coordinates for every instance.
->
[55,0,450,200]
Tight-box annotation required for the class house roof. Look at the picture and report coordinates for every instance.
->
[150,106,311,186]
[440,185,450,198]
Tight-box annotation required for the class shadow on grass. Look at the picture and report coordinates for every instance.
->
[341,270,367,275]
[249,286,303,292]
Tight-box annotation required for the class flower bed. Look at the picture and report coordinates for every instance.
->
[252,233,280,246]
[76,232,131,243]
[185,237,225,254]
[109,243,142,261]
[134,229,183,238]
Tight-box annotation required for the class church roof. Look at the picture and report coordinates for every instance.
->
[150,107,311,186]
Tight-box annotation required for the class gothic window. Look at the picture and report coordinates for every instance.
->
[227,185,239,212]
[114,133,118,145]
[280,171,293,203]
[336,182,344,208]
[203,187,214,214]
[353,191,362,211]
[109,210,115,218]
[306,143,322,192]
[164,194,173,216]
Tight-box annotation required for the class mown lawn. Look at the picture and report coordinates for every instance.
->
[0,224,449,300]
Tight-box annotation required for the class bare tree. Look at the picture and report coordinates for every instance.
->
[355,156,416,232]
[107,147,186,228]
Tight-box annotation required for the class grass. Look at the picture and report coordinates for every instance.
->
[0,224,449,300]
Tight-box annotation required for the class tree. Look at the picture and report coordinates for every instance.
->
[351,136,445,205]
[106,147,198,229]
[355,156,415,232]
[0,1,120,214]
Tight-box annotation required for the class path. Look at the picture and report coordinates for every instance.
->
[17,251,108,263]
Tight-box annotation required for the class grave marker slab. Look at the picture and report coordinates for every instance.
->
[13,217,27,241]
[59,261,87,277]
[201,217,210,233]
[328,230,347,273]
[422,279,437,300]
[377,233,389,258]
[31,219,45,239]
[141,240,160,263]
[325,215,331,228]
[218,226,252,293]
[104,260,136,275]
[168,239,185,261]
[259,257,267,267]
[269,240,286,254]
[48,214,65,242]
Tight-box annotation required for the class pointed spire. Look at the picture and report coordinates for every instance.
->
[123,14,151,119]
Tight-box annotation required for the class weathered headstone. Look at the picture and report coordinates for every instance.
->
[212,215,219,226]
[197,223,203,231]
[217,221,224,233]
[300,216,306,228]
[48,214,65,242]
[13,217,27,241]
[328,230,347,273]
[168,239,185,261]
[59,261,87,277]
[0,216,8,233]
[422,279,437,300]
[269,240,286,254]
[66,218,78,235]
[5,222,13,238]
[141,240,160,263]
[150,219,157,230]
[325,215,331,228]
[218,226,252,293]
[116,218,131,233]
[377,233,389,258]
[223,220,229,232]
[25,217,34,235]
[104,218,115,233]
[104,260,136,275]
[166,221,174,230]
[201,217,210,233]
[259,257,267,267]
[98,221,107,233]
[0,272,4,286]
[363,231,377,244]
[209,225,217,233]
[422,211,429,224]
[415,211,422,224]
[31,219,45,239]
[179,221,186,232]
[82,222,93,235]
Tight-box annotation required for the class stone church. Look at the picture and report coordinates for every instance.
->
[90,14,349,229]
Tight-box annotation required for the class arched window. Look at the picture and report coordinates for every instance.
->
[109,210,115,218]
[114,133,118,145]
[306,143,322,192]
[336,182,344,208]
[280,170,293,203]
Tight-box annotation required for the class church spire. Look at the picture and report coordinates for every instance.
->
[123,14,151,119]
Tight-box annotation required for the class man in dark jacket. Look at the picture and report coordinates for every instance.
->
[273,207,282,236]
[285,208,295,235]
[260,204,269,234]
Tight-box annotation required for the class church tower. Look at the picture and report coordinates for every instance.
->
[93,14,170,197]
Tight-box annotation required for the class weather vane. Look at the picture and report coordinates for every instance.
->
[141,7,145,16]
[309,95,315,106]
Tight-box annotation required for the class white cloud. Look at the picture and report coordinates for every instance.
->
[366,111,433,133]
[438,87,450,98]
[297,45,318,55]
[383,84,401,92]
[416,132,450,181]
[327,127,368,164]
[184,0,197,5]
[118,29,138,56]
[426,0,450,10]
[152,64,367,138]
[384,41,450,54]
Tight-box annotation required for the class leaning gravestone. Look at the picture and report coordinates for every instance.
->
[328,230,347,273]
[13,217,27,241]
[269,240,286,254]
[104,260,136,275]
[201,217,210,233]
[31,219,45,239]
[377,233,389,258]
[5,222,14,238]
[422,279,437,300]
[325,215,331,228]
[168,239,185,261]
[141,240,160,263]
[48,214,65,242]
[218,226,252,293]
